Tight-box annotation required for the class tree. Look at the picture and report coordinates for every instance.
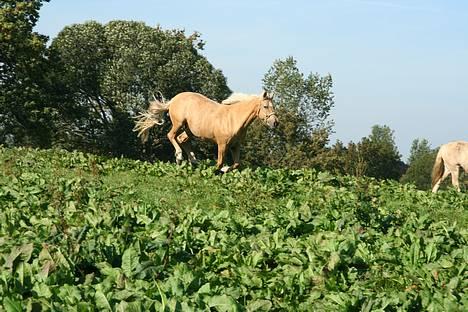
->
[49,20,231,158]
[241,56,335,169]
[358,125,404,180]
[400,139,437,189]
[339,141,368,177]
[334,125,404,180]
[0,0,52,147]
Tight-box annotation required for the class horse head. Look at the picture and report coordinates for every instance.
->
[258,90,278,128]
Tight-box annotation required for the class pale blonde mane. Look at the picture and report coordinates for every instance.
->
[222,93,259,105]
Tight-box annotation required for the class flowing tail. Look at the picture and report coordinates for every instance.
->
[133,97,170,143]
[431,152,444,189]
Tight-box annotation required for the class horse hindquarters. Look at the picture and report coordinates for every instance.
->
[431,154,446,192]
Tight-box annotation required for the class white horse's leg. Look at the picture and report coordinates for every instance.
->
[432,166,450,193]
[448,165,461,192]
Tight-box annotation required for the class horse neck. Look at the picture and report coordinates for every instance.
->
[228,98,261,129]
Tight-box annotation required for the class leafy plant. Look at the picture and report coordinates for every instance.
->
[1,147,466,310]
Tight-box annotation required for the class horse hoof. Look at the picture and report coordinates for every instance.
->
[220,166,231,173]
[214,166,231,175]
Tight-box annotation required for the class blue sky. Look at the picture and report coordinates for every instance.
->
[35,0,468,160]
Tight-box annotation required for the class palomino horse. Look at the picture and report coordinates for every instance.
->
[133,91,278,172]
[431,141,468,192]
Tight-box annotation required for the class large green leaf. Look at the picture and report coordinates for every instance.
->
[121,247,140,278]
[207,295,240,312]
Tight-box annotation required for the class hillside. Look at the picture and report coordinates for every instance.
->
[0,147,467,311]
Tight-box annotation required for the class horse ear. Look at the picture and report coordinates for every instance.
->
[262,90,268,99]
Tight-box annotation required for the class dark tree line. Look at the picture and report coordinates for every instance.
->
[3,0,446,187]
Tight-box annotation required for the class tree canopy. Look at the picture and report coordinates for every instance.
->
[400,139,437,189]
[48,20,231,157]
[0,0,52,146]
[241,56,335,169]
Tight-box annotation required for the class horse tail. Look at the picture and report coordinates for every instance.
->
[431,151,444,189]
[133,98,170,143]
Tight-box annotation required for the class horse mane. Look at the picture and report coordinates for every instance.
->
[222,93,258,105]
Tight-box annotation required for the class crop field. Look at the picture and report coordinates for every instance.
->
[0,147,467,311]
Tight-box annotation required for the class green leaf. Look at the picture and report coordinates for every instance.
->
[207,295,240,312]
[327,252,340,271]
[32,283,53,298]
[95,290,112,311]
[246,299,272,311]
[113,289,134,301]
[309,291,322,300]
[447,277,459,290]
[122,247,139,277]
[5,247,22,269]
[19,243,34,262]
[57,284,82,305]
[3,298,22,312]
[197,283,211,295]
[97,262,121,280]
[439,258,454,268]
[116,301,142,312]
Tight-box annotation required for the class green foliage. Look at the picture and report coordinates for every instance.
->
[360,125,403,180]
[263,56,334,133]
[0,0,53,147]
[47,20,231,158]
[242,57,335,169]
[333,125,404,180]
[1,147,467,310]
[401,139,438,190]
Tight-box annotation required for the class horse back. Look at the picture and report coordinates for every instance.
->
[169,92,221,116]
[440,141,468,168]
[168,92,226,140]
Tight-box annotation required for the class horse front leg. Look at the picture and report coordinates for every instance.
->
[230,143,241,170]
[216,143,229,173]
[449,165,461,192]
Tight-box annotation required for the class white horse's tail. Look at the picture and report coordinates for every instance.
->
[133,98,170,143]
[431,152,444,189]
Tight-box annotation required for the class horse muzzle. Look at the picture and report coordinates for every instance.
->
[266,114,278,128]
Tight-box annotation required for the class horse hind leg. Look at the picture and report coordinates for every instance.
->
[432,166,451,193]
[167,124,184,165]
[177,131,198,165]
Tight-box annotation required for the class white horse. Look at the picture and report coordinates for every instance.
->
[431,141,468,192]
